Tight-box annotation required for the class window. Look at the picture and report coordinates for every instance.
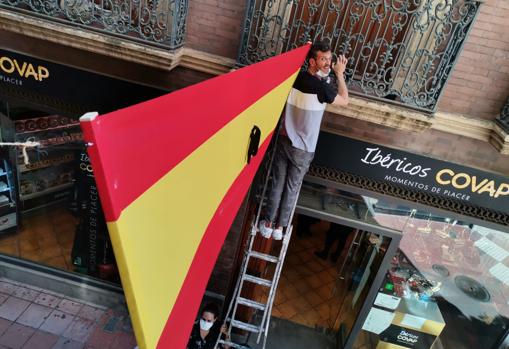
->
[239,0,480,111]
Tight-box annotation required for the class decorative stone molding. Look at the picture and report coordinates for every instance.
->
[326,96,495,141]
[492,97,509,154]
[180,48,235,75]
[326,96,432,132]
[490,123,509,155]
[324,95,508,154]
[325,97,494,143]
[432,111,493,142]
[497,97,509,129]
[0,10,235,75]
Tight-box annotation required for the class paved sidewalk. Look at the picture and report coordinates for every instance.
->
[0,277,137,349]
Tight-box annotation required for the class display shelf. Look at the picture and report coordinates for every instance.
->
[19,155,75,173]
[20,182,73,200]
[16,134,83,150]
[0,203,11,209]
[13,115,81,213]
[0,195,9,205]
[39,137,82,147]
[16,123,80,135]
[16,138,82,162]
[20,197,68,215]
[0,157,17,233]
[20,162,73,173]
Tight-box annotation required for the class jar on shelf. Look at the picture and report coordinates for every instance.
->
[48,116,59,128]
[15,121,25,133]
[37,118,49,130]
[59,116,70,125]
[25,120,37,131]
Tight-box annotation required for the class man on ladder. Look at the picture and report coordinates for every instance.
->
[258,40,350,240]
[216,41,350,349]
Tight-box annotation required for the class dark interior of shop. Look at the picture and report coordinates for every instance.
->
[0,63,167,283]
[217,181,509,349]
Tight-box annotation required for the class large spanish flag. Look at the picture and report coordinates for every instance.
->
[79,45,309,349]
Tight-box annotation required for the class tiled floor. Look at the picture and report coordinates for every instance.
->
[0,207,76,271]
[256,219,348,331]
[0,278,137,349]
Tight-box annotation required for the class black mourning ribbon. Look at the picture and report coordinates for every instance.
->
[247,125,261,164]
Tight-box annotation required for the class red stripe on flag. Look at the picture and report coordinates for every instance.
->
[81,45,309,221]
[155,134,272,349]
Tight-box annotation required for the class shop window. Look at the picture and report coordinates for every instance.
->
[0,102,119,283]
[218,177,509,348]
[353,197,509,349]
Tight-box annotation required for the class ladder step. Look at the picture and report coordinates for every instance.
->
[237,297,266,311]
[231,319,261,333]
[243,274,272,287]
[249,251,279,263]
[217,339,250,349]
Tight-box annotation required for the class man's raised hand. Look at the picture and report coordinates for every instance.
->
[333,54,348,76]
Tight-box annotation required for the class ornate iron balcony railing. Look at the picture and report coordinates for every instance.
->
[238,0,481,112]
[0,0,188,49]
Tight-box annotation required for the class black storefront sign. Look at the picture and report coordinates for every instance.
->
[313,132,509,215]
[379,325,437,349]
[0,49,165,113]
[71,151,117,281]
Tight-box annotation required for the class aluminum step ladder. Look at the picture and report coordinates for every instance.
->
[215,126,300,349]
[215,222,294,349]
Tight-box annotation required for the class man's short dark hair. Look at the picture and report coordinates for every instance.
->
[307,40,332,61]
[201,302,220,319]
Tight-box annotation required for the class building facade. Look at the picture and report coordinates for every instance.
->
[1,0,509,348]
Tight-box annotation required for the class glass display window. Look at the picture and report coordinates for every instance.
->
[267,176,509,349]
[0,101,119,283]
[353,196,509,349]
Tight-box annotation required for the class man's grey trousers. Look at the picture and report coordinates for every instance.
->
[266,136,314,227]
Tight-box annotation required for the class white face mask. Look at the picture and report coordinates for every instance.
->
[316,69,330,78]
[200,319,214,331]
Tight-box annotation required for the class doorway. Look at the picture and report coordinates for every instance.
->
[258,179,402,348]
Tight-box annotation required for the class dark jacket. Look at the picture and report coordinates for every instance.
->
[186,322,222,349]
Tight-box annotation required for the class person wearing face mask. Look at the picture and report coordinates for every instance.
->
[259,40,349,240]
[187,302,230,349]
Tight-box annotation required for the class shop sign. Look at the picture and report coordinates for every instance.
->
[0,49,164,113]
[313,132,509,215]
[0,49,89,96]
[0,54,49,86]
[71,151,115,279]
[379,325,437,349]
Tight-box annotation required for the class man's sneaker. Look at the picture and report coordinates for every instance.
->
[258,220,273,239]
[272,227,283,241]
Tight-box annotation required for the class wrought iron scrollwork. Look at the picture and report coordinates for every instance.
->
[238,0,481,112]
[0,0,188,48]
